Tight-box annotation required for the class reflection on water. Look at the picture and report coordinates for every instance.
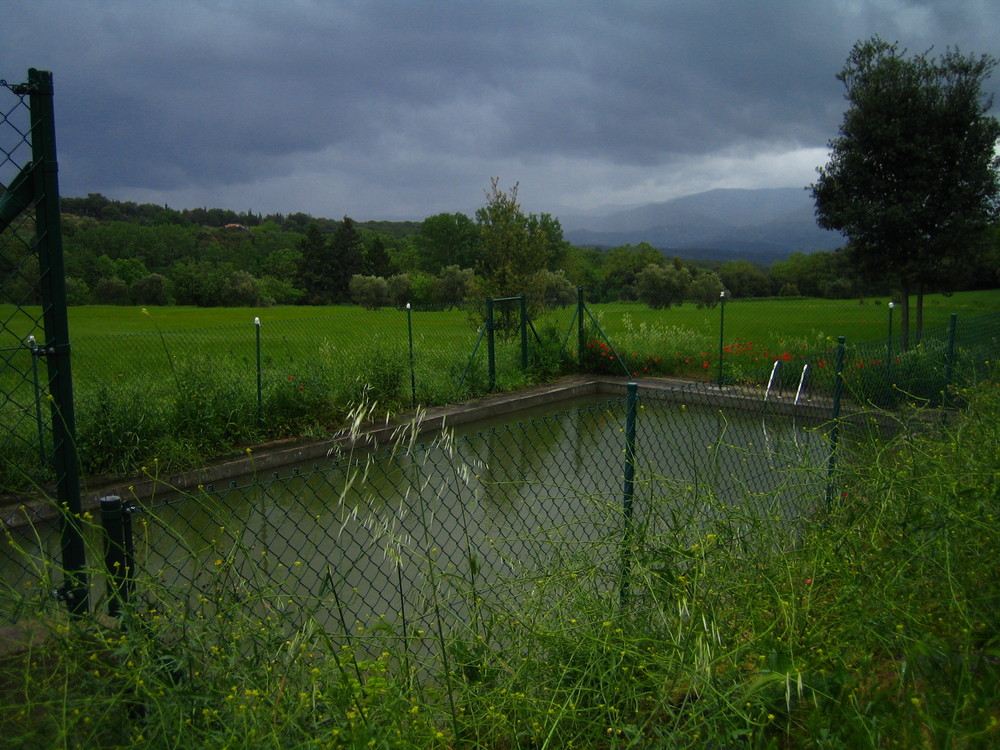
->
[3,394,831,631]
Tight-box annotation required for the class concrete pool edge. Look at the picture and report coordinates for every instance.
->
[3,374,843,530]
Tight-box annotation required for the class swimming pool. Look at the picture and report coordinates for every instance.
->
[98,390,831,634]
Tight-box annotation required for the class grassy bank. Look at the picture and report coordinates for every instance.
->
[1,375,999,747]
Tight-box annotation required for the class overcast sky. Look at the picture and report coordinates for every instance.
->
[3,1,999,221]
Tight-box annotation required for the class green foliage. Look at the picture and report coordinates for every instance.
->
[685,270,724,308]
[431,265,475,309]
[92,276,128,305]
[386,273,414,308]
[328,217,365,303]
[5,380,1000,746]
[74,381,171,476]
[219,270,261,307]
[262,361,345,436]
[841,338,953,408]
[56,191,1000,313]
[594,242,665,302]
[349,275,389,311]
[413,212,482,274]
[362,235,393,278]
[352,346,406,407]
[129,273,172,306]
[475,178,565,300]
[813,36,1000,346]
[718,258,772,298]
[522,267,575,311]
[257,275,304,306]
[527,322,572,379]
[3,293,999,491]
[297,223,337,305]
[635,262,691,309]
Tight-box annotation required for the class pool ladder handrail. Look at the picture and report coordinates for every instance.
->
[764,361,811,405]
[763,360,782,402]
[794,363,811,406]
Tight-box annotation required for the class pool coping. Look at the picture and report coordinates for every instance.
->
[2,374,842,530]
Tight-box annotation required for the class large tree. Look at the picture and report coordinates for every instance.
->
[297,223,336,304]
[475,179,566,294]
[329,216,365,302]
[811,37,1000,348]
[472,178,569,333]
[413,212,482,274]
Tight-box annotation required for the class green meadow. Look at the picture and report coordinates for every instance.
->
[1,289,998,488]
[2,287,997,348]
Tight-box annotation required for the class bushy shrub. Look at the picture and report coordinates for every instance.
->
[74,381,171,475]
[262,368,342,435]
[349,275,389,311]
[842,339,951,408]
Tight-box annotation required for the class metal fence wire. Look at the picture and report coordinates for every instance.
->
[34,294,1000,485]
[0,70,87,615]
[82,387,839,652]
[1,76,50,488]
[2,293,998,613]
[1,68,999,638]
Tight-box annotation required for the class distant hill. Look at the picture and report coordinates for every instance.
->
[561,187,845,261]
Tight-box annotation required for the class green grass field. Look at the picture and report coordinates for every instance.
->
[1,289,998,489]
[2,287,997,347]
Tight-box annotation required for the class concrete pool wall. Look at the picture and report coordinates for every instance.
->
[2,374,844,531]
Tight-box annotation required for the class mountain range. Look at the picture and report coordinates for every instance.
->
[560,187,845,263]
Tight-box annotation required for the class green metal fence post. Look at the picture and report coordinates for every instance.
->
[100,496,134,618]
[825,336,846,510]
[716,289,728,386]
[943,313,958,410]
[577,286,585,369]
[254,316,262,427]
[620,382,638,611]
[29,69,87,615]
[27,335,46,467]
[406,303,416,407]
[486,298,495,392]
[886,302,894,397]
[519,295,528,372]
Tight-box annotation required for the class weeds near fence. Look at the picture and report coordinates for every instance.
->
[2,376,999,746]
[0,304,571,493]
[1,300,995,496]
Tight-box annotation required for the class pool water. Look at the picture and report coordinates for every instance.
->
[3,392,832,630]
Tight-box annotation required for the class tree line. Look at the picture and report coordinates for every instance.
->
[18,180,980,315]
[4,36,1000,342]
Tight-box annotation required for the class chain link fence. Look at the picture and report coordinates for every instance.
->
[1,68,998,640]
[1,75,49,490]
[6,269,995,498]
[1,69,87,615]
[579,292,998,408]
[3,384,844,650]
[64,301,555,477]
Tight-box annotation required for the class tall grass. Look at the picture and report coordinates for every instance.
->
[2,376,999,747]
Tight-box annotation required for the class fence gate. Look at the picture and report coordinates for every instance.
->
[460,295,535,392]
[0,69,86,614]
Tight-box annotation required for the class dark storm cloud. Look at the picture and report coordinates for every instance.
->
[3,0,999,218]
